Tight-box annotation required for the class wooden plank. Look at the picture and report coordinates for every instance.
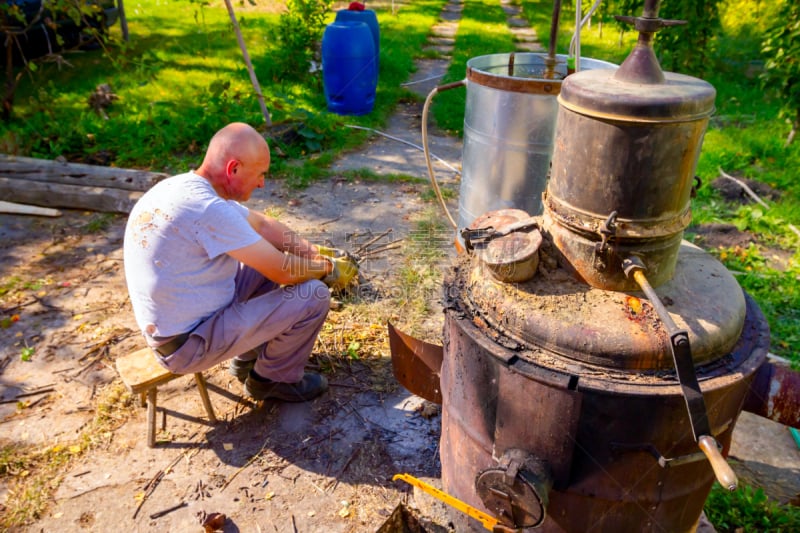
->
[0,200,62,217]
[116,348,177,394]
[0,154,167,191]
[0,176,143,213]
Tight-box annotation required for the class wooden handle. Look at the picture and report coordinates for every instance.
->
[698,435,738,491]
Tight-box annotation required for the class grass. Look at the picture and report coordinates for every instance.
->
[705,481,800,532]
[1,0,448,184]
[433,0,517,134]
[690,1,800,362]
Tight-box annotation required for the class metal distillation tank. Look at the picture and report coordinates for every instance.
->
[439,2,770,531]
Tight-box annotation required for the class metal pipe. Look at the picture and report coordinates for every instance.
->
[742,353,800,429]
[643,0,661,19]
[545,0,562,78]
[573,0,580,71]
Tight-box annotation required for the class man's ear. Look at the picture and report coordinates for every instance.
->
[225,159,238,177]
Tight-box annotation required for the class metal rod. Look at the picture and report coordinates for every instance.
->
[545,0,562,78]
[624,257,738,491]
[643,0,661,19]
[631,270,677,331]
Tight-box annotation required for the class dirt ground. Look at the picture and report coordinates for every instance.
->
[0,174,460,533]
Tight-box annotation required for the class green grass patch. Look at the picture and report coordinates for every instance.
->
[691,2,800,362]
[0,0,448,184]
[705,481,800,532]
[432,0,518,135]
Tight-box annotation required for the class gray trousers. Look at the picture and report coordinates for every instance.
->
[154,265,331,382]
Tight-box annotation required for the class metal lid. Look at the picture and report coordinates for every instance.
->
[466,209,542,283]
[558,69,716,122]
[464,241,746,370]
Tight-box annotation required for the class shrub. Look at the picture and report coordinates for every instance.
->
[274,0,332,80]
[760,0,800,145]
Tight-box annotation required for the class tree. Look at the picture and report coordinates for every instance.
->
[760,0,800,145]
[654,0,721,77]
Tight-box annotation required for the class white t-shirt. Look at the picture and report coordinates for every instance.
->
[123,171,261,338]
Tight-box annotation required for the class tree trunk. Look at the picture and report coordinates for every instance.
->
[0,177,143,213]
[0,155,167,213]
[0,155,166,191]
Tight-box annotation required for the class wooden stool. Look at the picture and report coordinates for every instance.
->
[116,347,217,447]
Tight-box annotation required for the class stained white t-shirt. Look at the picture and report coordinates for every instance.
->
[123,172,261,338]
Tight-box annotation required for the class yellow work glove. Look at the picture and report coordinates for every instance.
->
[317,245,348,259]
[321,255,359,291]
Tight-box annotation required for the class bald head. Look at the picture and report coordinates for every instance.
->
[203,122,269,170]
[196,122,271,201]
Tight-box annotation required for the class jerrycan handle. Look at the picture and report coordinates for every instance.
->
[421,79,466,241]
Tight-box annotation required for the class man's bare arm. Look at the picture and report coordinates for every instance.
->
[227,238,331,286]
[246,209,321,258]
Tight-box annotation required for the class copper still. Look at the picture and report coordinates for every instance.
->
[433,1,777,531]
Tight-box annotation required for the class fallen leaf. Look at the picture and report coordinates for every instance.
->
[202,512,226,532]
[265,491,275,501]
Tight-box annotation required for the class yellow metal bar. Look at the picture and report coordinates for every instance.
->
[393,473,499,531]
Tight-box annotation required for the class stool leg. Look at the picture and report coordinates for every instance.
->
[194,373,217,423]
[147,388,157,448]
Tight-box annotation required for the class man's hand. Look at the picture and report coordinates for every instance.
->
[322,255,359,291]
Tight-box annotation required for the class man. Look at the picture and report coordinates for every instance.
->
[123,122,356,402]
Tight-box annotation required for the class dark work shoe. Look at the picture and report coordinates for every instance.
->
[228,358,256,383]
[244,371,328,402]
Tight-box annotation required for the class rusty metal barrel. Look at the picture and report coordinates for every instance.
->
[440,239,770,532]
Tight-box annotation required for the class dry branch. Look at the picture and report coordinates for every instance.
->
[718,168,770,209]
